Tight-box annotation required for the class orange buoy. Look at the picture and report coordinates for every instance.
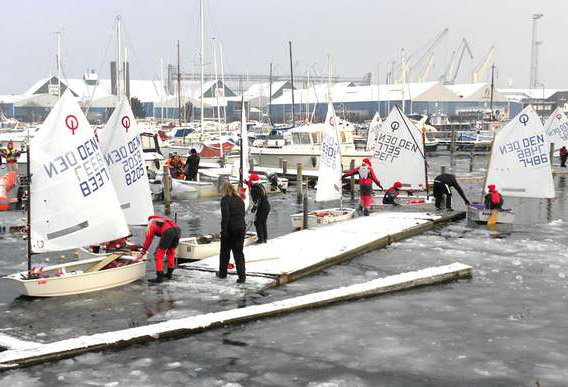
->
[0,171,17,211]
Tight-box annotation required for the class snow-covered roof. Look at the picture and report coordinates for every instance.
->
[447,83,508,102]
[271,81,461,105]
[498,88,561,101]
[244,81,289,100]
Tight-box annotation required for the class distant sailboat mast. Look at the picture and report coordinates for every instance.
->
[200,0,205,139]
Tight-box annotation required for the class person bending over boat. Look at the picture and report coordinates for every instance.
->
[342,158,383,216]
[433,173,470,211]
[217,181,247,283]
[249,173,271,243]
[484,184,504,210]
[383,181,403,205]
[141,215,181,283]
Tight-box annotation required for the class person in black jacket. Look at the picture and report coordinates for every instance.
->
[185,148,200,181]
[249,173,270,243]
[217,181,247,283]
[433,173,470,210]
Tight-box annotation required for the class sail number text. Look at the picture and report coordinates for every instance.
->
[498,134,548,168]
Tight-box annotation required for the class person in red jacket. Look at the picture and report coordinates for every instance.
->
[342,158,383,216]
[382,181,403,205]
[141,215,181,283]
[484,184,504,210]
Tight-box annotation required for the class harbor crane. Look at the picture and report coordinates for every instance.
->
[440,38,473,84]
[472,45,495,83]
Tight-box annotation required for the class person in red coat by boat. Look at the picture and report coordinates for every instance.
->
[484,184,504,210]
[342,158,383,216]
[141,215,181,283]
[383,181,403,205]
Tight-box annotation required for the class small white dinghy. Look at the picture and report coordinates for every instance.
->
[2,93,146,297]
[176,232,258,262]
[467,105,555,225]
[290,98,354,228]
[291,208,356,229]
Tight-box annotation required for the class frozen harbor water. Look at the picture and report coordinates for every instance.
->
[1,153,568,386]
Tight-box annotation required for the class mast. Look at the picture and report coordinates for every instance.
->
[160,57,164,122]
[200,0,205,138]
[219,41,226,124]
[401,48,406,114]
[26,142,32,277]
[422,129,429,199]
[177,40,182,126]
[56,31,61,98]
[268,62,273,123]
[489,64,495,121]
[289,41,295,127]
[212,37,223,160]
[377,62,380,116]
[240,94,245,190]
[116,16,122,99]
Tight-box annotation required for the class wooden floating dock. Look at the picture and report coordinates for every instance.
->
[0,262,472,370]
[184,211,466,285]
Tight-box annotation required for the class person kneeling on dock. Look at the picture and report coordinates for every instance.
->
[141,215,181,283]
[249,173,270,243]
[484,184,504,210]
[342,158,383,216]
[433,173,470,211]
[217,181,247,283]
[383,181,403,205]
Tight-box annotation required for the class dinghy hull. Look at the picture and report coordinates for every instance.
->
[467,203,515,224]
[176,232,258,262]
[290,208,356,229]
[2,256,147,297]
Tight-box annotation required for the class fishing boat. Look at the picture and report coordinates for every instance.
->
[176,232,257,262]
[370,104,430,209]
[291,99,355,229]
[2,93,146,297]
[467,105,555,224]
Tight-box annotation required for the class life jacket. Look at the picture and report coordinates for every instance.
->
[4,149,17,163]
[491,190,502,206]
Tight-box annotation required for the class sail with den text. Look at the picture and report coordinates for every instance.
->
[104,135,145,186]
[43,136,111,197]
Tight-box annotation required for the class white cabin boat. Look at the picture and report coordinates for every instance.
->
[176,232,258,262]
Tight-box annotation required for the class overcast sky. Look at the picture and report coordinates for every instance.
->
[1,0,566,94]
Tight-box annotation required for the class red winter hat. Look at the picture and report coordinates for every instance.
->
[487,184,496,192]
[249,173,259,181]
[362,158,371,166]
[394,181,403,188]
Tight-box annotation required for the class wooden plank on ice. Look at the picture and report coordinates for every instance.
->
[0,263,472,370]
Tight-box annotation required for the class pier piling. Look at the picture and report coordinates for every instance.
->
[296,163,303,203]
[163,165,171,215]
[350,159,355,200]
[302,182,308,230]
[282,160,288,176]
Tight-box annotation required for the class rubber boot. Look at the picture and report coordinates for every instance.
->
[148,271,164,283]
[164,268,174,280]
[236,276,246,284]
[363,207,370,216]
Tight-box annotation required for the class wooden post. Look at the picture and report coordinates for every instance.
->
[279,157,283,169]
[302,182,308,230]
[450,129,456,167]
[440,166,446,174]
[296,163,303,203]
[282,159,288,176]
[550,143,555,168]
[350,159,355,200]
[163,165,171,215]
[469,144,475,173]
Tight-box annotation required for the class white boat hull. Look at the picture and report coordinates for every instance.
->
[2,256,147,297]
[171,179,211,199]
[290,208,356,229]
[176,232,258,261]
[371,195,434,209]
[251,148,371,172]
[467,204,515,224]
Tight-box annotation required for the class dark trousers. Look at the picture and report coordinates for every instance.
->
[219,229,246,280]
[254,209,269,242]
[433,182,452,209]
[561,155,567,167]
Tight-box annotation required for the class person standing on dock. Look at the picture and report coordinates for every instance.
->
[249,173,271,243]
[1,141,20,172]
[560,146,567,168]
[141,215,181,283]
[433,173,470,211]
[383,181,403,205]
[217,181,247,283]
[342,158,383,216]
[185,148,200,180]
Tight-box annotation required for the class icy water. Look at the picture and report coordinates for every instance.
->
[1,153,568,386]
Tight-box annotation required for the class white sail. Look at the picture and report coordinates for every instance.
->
[98,97,154,225]
[486,105,555,198]
[241,99,251,209]
[543,107,568,151]
[30,92,129,253]
[315,100,342,202]
[366,112,382,151]
[370,105,426,190]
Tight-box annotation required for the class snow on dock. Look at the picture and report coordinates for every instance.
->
[184,211,466,285]
[0,262,472,370]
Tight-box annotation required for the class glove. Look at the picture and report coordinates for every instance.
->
[251,205,257,213]
[465,199,470,205]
